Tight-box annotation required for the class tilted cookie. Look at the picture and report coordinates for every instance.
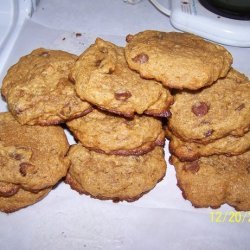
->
[125,30,232,90]
[0,112,70,191]
[65,144,166,202]
[67,109,165,155]
[71,38,173,117]
[166,129,250,161]
[168,69,250,143]
[2,48,92,125]
[171,151,250,211]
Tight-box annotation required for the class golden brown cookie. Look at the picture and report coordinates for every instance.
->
[125,30,232,90]
[2,48,92,125]
[166,129,250,161]
[0,112,70,191]
[168,69,250,143]
[67,109,165,155]
[65,144,166,201]
[171,151,250,211]
[71,38,173,118]
[0,185,51,213]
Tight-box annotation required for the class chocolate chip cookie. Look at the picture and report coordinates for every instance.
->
[71,38,173,117]
[65,144,166,201]
[67,109,165,155]
[2,48,92,125]
[0,112,70,192]
[168,69,250,143]
[171,151,250,211]
[166,129,250,161]
[125,30,232,90]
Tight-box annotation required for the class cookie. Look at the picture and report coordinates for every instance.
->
[2,48,92,125]
[168,69,250,143]
[67,109,165,155]
[65,144,166,201]
[0,112,70,191]
[71,38,173,118]
[125,30,232,90]
[0,184,51,213]
[171,151,250,211]
[166,129,250,161]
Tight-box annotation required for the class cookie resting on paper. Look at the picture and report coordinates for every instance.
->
[171,151,250,211]
[65,144,166,202]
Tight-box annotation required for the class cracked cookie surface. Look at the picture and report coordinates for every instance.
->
[171,151,250,211]
[168,69,250,143]
[67,109,165,155]
[2,48,91,125]
[65,144,166,201]
[166,129,250,161]
[125,30,232,90]
[71,38,173,117]
[0,112,70,191]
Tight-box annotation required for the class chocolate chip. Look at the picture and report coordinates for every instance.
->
[184,160,200,174]
[19,162,36,176]
[204,129,214,137]
[115,91,132,101]
[132,53,149,64]
[192,102,209,116]
[235,103,245,111]
[95,59,102,67]
[0,184,19,197]
[75,33,82,37]
[246,166,250,174]
[126,34,134,43]
[9,152,23,161]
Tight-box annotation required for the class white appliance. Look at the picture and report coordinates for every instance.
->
[150,0,250,47]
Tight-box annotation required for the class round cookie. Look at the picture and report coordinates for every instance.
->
[0,112,70,191]
[168,69,250,143]
[0,185,51,213]
[65,144,166,201]
[166,129,250,161]
[67,109,165,155]
[2,48,92,125]
[171,151,250,211]
[125,30,232,90]
[71,38,173,118]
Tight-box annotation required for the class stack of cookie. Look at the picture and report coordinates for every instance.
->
[0,36,173,212]
[0,29,249,212]
[0,113,70,212]
[167,68,250,211]
[123,31,250,211]
[0,48,87,212]
[65,38,173,201]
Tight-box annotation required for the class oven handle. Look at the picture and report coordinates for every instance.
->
[149,0,171,16]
